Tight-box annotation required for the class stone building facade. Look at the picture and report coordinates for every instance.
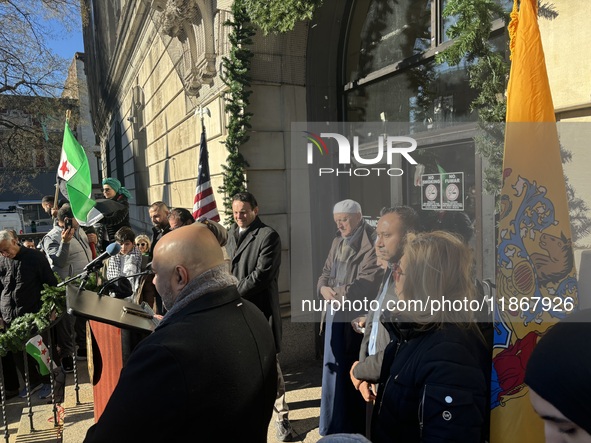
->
[82,0,309,360]
[81,0,591,356]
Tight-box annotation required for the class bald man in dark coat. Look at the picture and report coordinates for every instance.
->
[84,224,277,442]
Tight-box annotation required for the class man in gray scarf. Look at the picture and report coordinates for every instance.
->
[85,223,277,442]
[318,200,383,436]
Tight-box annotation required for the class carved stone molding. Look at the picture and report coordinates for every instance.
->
[150,0,217,96]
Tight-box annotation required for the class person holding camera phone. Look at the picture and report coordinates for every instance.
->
[40,204,93,374]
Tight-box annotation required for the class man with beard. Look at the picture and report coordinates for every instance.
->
[349,206,418,437]
[148,201,171,257]
[147,201,171,314]
[84,224,277,442]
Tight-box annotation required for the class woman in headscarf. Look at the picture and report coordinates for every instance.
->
[101,177,131,249]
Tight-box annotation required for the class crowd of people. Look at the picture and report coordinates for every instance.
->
[1,186,588,442]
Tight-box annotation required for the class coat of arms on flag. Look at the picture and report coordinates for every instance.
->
[490,0,578,441]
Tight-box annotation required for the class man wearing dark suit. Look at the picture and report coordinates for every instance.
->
[226,191,292,442]
[84,223,277,442]
[146,201,171,314]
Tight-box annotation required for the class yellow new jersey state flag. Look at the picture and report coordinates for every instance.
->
[492,0,578,442]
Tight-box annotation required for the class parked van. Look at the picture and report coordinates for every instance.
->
[0,207,26,234]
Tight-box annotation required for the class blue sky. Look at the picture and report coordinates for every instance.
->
[49,28,84,61]
[43,17,85,84]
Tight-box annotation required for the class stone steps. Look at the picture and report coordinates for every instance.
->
[6,361,94,443]
[60,381,94,443]
[15,404,62,442]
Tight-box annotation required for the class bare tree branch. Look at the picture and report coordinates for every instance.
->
[0,0,81,194]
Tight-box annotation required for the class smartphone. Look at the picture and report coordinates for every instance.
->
[64,217,73,230]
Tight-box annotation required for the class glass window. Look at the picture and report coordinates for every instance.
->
[345,58,477,130]
[345,0,432,83]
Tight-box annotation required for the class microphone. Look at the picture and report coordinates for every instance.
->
[98,269,153,295]
[83,242,121,272]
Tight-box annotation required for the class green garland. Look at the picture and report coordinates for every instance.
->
[242,0,323,35]
[219,0,255,220]
[436,0,559,198]
[219,0,325,221]
[0,273,97,357]
[435,0,509,197]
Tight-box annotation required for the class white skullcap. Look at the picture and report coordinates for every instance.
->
[333,199,362,214]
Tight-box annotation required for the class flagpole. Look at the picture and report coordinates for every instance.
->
[195,105,211,134]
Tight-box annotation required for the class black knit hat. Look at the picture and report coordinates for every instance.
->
[525,309,591,434]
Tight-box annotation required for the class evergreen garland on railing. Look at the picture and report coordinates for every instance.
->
[0,274,97,356]
[219,0,255,220]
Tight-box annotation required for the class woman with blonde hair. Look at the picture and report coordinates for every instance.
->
[371,231,490,443]
[135,234,151,256]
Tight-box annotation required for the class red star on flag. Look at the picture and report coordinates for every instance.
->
[60,160,70,176]
[41,349,47,355]
[37,339,43,346]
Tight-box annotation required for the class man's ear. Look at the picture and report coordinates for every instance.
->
[174,265,189,288]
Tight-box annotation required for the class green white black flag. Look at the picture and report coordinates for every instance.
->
[57,121,103,225]
[25,335,53,376]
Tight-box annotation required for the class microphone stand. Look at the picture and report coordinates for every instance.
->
[97,271,153,296]
[57,261,105,289]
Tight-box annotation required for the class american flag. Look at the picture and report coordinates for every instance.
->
[192,129,220,222]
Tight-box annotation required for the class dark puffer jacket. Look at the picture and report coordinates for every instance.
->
[101,194,130,247]
[372,320,490,443]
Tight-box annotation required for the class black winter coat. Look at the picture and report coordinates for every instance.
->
[84,285,277,442]
[226,217,282,353]
[101,194,130,247]
[372,321,490,443]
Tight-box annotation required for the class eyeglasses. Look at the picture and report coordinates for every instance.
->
[136,242,147,246]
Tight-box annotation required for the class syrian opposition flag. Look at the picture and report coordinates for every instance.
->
[25,335,54,376]
[58,121,103,225]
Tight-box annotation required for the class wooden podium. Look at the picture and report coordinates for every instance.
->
[66,286,157,421]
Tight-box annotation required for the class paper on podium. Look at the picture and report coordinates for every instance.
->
[66,285,157,333]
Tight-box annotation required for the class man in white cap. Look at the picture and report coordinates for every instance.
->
[318,199,383,436]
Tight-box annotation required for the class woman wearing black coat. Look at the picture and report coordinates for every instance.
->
[371,231,490,443]
[100,177,131,249]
